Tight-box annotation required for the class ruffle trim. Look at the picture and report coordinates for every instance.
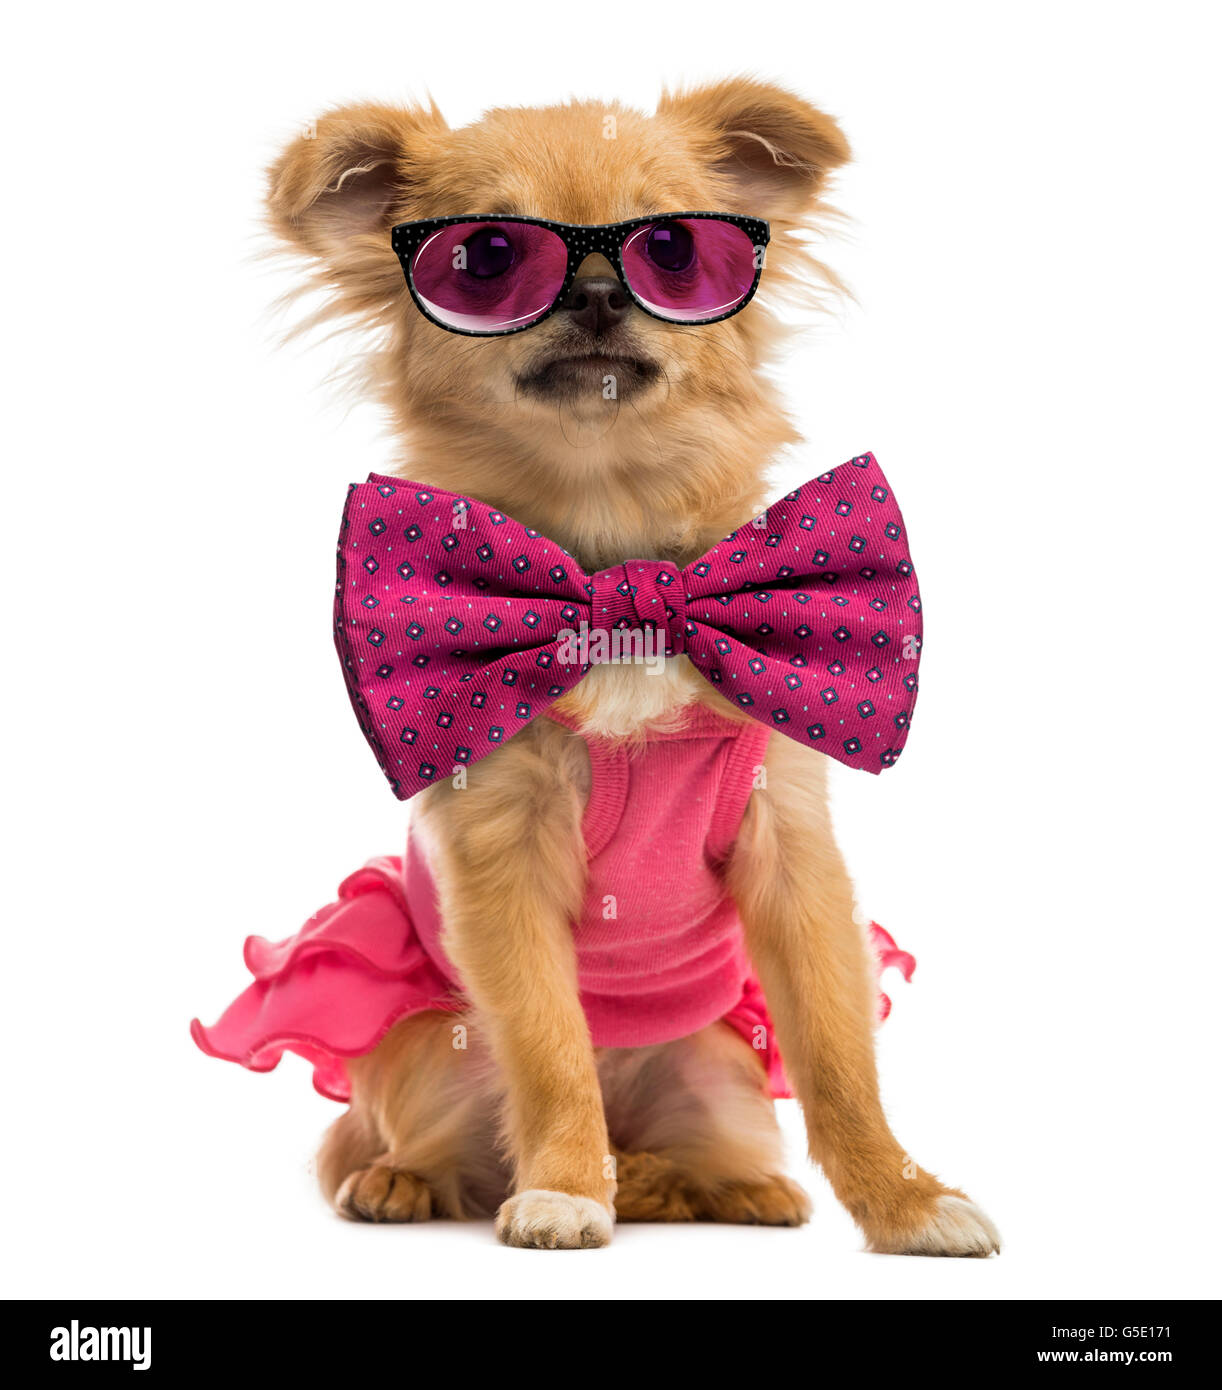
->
[190,857,461,1102]
[870,922,917,1021]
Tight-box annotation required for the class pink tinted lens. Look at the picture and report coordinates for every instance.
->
[411,221,568,332]
[621,218,759,322]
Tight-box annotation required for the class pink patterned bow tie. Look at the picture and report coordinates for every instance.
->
[335,451,921,800]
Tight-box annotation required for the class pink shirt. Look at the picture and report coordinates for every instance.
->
[544,705,770,1047]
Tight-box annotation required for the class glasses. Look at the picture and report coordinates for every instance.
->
[390,213,769,336]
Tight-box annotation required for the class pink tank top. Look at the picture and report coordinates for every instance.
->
[406,704,772,1048]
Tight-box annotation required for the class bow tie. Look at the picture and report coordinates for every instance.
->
[335,451,921,800]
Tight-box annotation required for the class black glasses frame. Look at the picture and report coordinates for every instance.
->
[389,212,771,337]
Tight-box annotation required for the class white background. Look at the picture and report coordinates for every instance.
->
[4,0,1220,1300]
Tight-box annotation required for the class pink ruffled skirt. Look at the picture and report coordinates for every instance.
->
[191,856,915,1103]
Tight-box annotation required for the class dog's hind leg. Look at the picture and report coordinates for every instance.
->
[316,1104,380,1209]
[601,1024,811,1225]
[320,1009,509,1222]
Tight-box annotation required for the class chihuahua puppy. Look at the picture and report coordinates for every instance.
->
[262,79,998,1254]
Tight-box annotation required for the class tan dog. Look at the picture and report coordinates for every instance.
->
[268,78,999,1254]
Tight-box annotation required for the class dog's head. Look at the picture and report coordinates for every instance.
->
[268,79,847,558]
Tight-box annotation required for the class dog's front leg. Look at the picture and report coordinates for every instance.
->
[420,723,614,1248]
[728,734,1000,1256]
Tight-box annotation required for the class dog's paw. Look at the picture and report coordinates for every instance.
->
[872,1194,1001,1257]
[616,1169,812,1226]
[335,1164,434,1223]
[495,1189,613,1249]
[704,1173,813,1226]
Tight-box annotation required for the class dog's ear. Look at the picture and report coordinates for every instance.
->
[659,79,849,218]
[266,101,447,291]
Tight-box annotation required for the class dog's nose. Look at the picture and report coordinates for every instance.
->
[561,276,630,334]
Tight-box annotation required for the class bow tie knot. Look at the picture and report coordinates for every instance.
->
[588,561,688,659]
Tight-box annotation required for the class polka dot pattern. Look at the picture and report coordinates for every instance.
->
[334,452,922,799]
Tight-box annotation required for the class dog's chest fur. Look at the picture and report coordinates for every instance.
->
[551,657,747,742]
